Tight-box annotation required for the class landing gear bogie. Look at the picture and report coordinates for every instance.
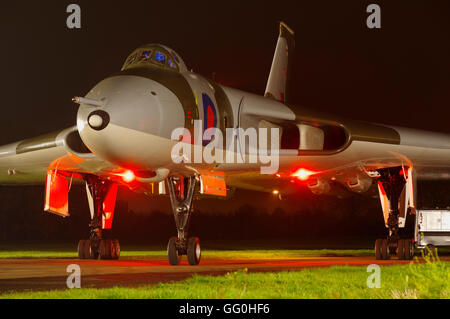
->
[167,236,202,266]
[375,238,414,260]
[77,238,120,260]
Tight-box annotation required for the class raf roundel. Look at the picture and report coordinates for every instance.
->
[201,93,217,146]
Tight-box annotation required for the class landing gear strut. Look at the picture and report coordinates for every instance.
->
[77,175,120,260]
[166,175,201,265]
[375,167,414,260]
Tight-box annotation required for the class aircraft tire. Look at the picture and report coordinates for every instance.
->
[111,239,120,260]
[167,237,181,266]
[187,237,201,266]
[86,240,99,259]
[99,239,112,260]
[381,239,390,260]
[78,240,87,259]
[375,239,383,260]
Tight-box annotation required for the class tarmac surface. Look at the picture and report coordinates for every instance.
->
[1,255,443,293]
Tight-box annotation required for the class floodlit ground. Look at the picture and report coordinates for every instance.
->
[1,258,449,299]
[0,243,449,299]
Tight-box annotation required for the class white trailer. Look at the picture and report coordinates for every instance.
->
[415,210,450,253]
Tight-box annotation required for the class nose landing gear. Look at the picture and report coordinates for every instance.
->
[166,176,201,265]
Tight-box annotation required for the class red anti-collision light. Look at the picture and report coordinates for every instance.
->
[121,170,135,182]
[291,168,316,181]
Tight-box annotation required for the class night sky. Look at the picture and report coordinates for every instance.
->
[1,0,449,147]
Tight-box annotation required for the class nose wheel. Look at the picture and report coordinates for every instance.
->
[167,236,201,266]
[187,237,201,265]
[166,176,201,265]
[167,237,182,265]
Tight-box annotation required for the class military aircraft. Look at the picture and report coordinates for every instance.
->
[0,22,449,265]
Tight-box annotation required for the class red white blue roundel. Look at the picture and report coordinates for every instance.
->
[202,93,217,146]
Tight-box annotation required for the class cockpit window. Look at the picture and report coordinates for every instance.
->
[121,45,186,72]
[154,52,166,64]
[168,59,176,69]
[139,50,152,61]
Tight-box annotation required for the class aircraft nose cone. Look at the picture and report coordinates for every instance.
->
[76,75,185,168]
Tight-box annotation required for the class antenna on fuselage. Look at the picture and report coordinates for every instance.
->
[72,96,106,107]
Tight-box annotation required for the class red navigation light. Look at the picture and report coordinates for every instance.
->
[291,168,316,181]
[121,170,135,182]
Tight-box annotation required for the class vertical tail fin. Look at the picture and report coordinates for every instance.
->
[264,22,295,104]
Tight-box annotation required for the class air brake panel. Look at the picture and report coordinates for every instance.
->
[199,175,227,197]
[44,170,69,217]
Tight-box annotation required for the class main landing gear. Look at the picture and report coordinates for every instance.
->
[166,175,201,266]
[77,175,120,260]
[375,238,414,260]
[375,167,414,260]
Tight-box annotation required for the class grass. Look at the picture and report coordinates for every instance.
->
[1,256,449,299]
[1,243,449,299]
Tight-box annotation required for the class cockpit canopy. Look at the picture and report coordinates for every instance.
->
[121,44,187,73]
